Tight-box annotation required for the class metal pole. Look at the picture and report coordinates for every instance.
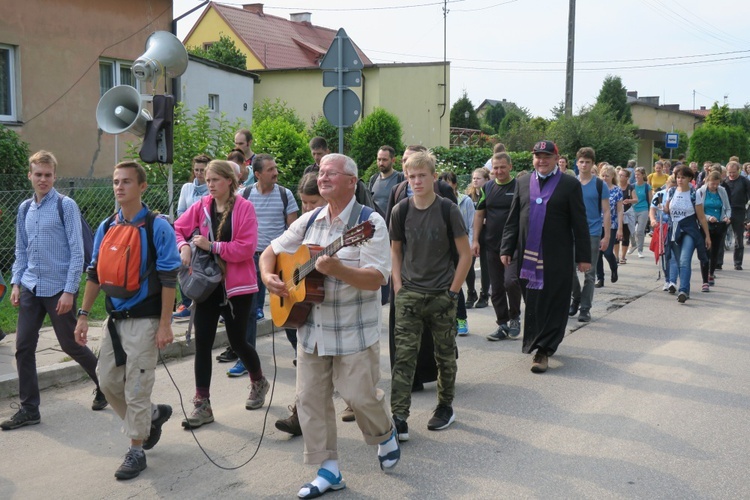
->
[337,33,344,154]
[564,0,576,117]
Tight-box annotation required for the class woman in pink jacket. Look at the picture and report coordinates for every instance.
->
[174,160,269,429]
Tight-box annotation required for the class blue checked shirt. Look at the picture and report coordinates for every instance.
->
[12,188,84,297]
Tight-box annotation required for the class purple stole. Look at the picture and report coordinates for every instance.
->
[520,169,562,289]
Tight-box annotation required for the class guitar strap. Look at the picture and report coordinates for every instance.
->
[304,202,373,236]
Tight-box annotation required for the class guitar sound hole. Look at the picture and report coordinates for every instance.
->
[293,268,300,286]
[278,269,284,306]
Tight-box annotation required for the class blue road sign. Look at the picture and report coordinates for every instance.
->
[666,133,679,149]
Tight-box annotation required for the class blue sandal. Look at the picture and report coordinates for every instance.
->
[298,468,346,499]
[378,428,401,471]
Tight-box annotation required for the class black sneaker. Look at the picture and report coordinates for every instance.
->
[92,388,109,411]
[465,291,478,309]
[393,416,409,442]
[1,407,41,430]
[427,404,455,431]
[275,405,302,436]
[474,295,489,309]
[114,449,147,480]
[486,325,508,341]
[677,292,688,303]
[0,328,6,342]
[578,310,591,323]
[216,347,238,363]
[143,404,172,450]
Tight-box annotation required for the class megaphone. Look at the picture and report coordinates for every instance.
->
[96,85,152,136]
[132,31,188,83]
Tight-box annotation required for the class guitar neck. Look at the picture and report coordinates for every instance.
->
[297,236,345,281]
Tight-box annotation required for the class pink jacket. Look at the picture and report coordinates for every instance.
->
[174,195,258,298]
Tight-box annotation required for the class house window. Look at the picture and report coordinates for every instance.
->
[202,42,215,50]
[208,94,219,112]
[99,59,139,97]
[0,44,17,121]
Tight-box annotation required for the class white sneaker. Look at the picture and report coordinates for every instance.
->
[662,282,670,291]
[638,251,644,258]
[627,247,636,255]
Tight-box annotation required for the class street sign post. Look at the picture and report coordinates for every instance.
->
[320,28,363,153]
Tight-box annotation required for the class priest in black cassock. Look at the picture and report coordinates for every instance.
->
[500,140,591,373]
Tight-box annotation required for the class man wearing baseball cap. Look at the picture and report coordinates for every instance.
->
[499,140,591,373]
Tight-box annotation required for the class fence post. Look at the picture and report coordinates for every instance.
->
[68,180,75,199]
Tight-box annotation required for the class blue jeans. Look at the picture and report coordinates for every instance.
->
[668,234,696,295]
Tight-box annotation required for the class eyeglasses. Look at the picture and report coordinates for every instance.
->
[318,171,353,179]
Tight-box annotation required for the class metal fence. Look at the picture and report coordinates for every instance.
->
[0,177,179,273]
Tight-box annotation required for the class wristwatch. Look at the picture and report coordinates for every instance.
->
[447,290,459,300]
[77,309,89,318]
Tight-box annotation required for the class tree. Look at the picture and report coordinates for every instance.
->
[483,103,506,132]
[705,102,731,127]
[499,117,549,153]
[349,108,404,172]
[594,75,632,123]
[450,92,480,129]
[309,115,353,155]
[729,104,750,135]
[187,34,247,70]
[252,116,311,188]
[547,105,637,166]
[253,98,306,133]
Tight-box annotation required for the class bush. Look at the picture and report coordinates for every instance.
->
[688,125,750,164]
[0,124,30,191]
[126,103,246,186]
[253,99,306,134]
[349,108,404,173]
[252,116,311,189]
[432,147,532,174]
[309,115,352,155]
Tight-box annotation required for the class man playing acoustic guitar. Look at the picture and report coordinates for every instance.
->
[260,153,399,499]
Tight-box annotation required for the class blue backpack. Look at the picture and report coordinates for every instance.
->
[20,194,94,274]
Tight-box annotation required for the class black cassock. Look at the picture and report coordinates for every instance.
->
[500,171,591,356]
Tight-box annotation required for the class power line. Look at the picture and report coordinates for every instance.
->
[452,0,520,12]
[364,47,750,65]
[215,0,465,11]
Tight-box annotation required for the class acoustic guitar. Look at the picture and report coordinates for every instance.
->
[270,221,375,328]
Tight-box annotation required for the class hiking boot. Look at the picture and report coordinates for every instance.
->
[341,405,356,422]
[457,318,469,336]
[114,448,147,480]
[182,397,214,429]
[531,353,548,373]
[0,407,41,430]
[275,405,302,436]
[486,325,508,341]
[474,294,489,309]
[506,318,522,340]
[427,404,455,431]
[465,290,478,309]
[216,347,237,363]
[246,377,270,410]
[92,388,109,411]
[393,415,409,442]
[172,304,191,321]
[143,404,172,450]
[227,360,248,377]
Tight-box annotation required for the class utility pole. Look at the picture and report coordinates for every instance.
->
[564,0,576,117]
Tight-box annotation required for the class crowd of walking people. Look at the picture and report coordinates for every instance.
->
[2,135,748,497]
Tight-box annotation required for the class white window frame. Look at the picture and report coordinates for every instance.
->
[208,94,219,112]
[99,59,140,97]
[0,44,17,122]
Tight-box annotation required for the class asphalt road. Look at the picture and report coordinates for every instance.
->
[0,260,747,499]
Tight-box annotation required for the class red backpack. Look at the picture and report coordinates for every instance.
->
[97,212,156,299]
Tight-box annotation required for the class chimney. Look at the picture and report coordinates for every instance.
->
[700,106,706,111]
[290,12,311,23]
[243,3,263,14]
[627,90,638,99]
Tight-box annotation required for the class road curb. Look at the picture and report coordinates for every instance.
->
[0,318,277,400]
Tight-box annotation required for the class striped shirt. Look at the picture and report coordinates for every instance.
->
[270,197,391,356]
[12,188,84,296]
[242,183,298,251]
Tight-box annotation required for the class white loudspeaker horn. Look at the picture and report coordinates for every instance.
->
[96,85,151,136]
[131,31,189,82]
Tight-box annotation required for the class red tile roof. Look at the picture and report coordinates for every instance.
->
[199,2,372,70]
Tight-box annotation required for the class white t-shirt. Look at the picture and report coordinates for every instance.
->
[666,188,703,240]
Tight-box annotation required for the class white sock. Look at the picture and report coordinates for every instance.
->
[298,460,339,496]
[378,431,399,468]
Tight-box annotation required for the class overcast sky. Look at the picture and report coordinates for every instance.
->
[174,0,750,119]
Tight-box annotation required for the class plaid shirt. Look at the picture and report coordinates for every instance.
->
[270,197,391,356]
[12,188,84,297]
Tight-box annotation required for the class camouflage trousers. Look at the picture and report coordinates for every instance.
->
[391,288,457,419]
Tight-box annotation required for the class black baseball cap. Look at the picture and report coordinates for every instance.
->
[532,140,559,155]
